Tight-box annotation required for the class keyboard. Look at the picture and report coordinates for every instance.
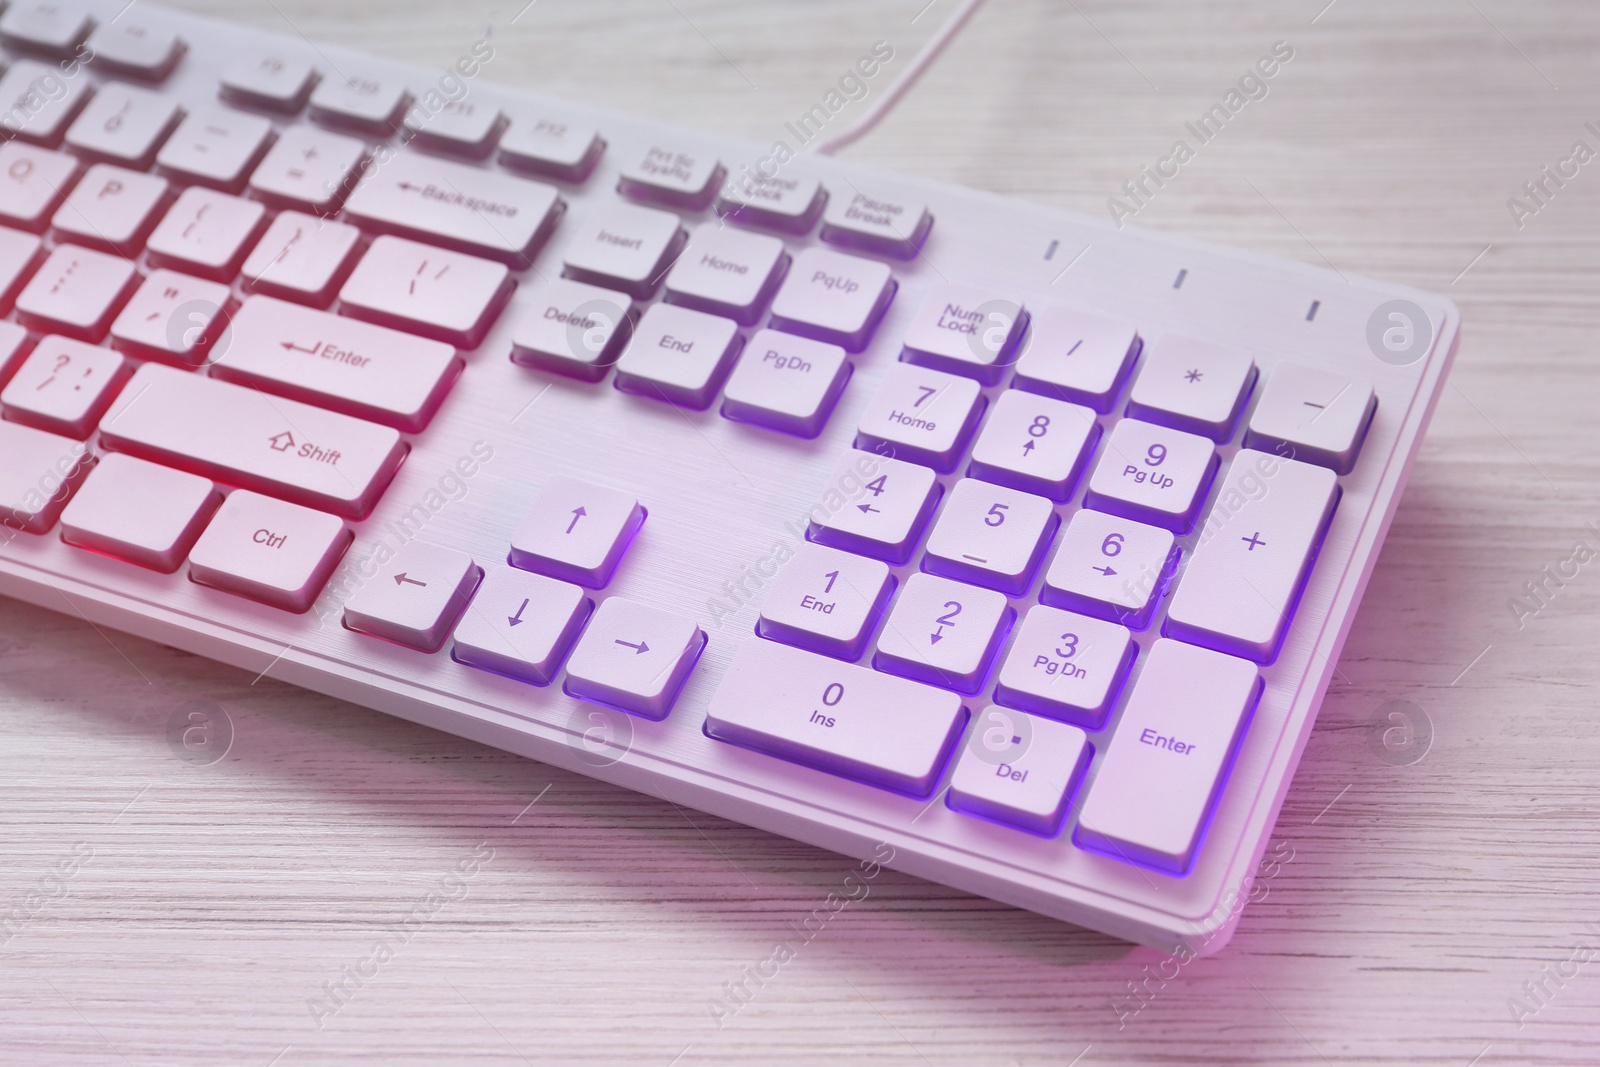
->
[0,0,1460,953]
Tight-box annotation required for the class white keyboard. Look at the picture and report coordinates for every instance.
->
[0,1,1460,952]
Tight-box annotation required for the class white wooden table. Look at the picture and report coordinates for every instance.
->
[4,1,1598,1063]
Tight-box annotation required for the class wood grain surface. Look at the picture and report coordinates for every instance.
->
[4,1,1598,1063]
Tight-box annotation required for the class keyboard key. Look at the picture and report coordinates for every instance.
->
[51,164,169,255]
[248,124,366,213]
[563,597,705,720]
[0,142,78,231]
[156,106,273,190]
[1126,335,1257,441]
[63,82,181,167]
[509,278,633,382]
[343,539,480,652]
[705,638,966,796]
[968,390,1098,503]
[145,186,267,281]
[0,335,126,438]
[498,114,603,182]
[338,235,513,347]
[187,490,350,613]
[99,363,405,520]
[60,453,218,572]
[309,71,409,134]
[993,605,1134,728]
[1083,418,1217,533]
[14,244,139,341]
[220,52,318,113]
[561,202,684,299]
[1041,508,1175,629]
[0,228,43,312]
[716,172,826,234]
[757,542,892,660]
[0,322,28,373]
[821,186,932,259]
[807,450,939,564]
[0,59,91,144]
[240,211,361,306]
[343,150,563,266]
[854,362,984,473]
[1012,305,1141,414]
[613,302,741,410]
[508,475,644,588]
[109,270,231,366]
[1165,450,1339,662]
[947,708,1092,835]
[923,478,1058,596]
[86,19,185,80]
[720,329,849,438]
[663,224,787,325]
[404,99,504,158]
[1244,362,1377,474]
[210,296,461,432]
[872,572,1011,694]
[617,143,722,210]
[0,2,91,56]
[901,283,1027,385]
[0,419,89,532]
[1075,639,1260,873]
[768,246,895,352]
[451,565,591,685]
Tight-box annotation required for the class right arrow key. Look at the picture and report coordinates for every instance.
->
[564,597,705,720]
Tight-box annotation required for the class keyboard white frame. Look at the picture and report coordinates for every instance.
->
[0,1,1460,952]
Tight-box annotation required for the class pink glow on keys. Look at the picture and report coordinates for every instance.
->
[0,336,128,439]
[98,363,405,520]
[210,296,461,432]
[0,419,90,533]
[146,186,268,281]
[14,245,140,342]
[188,490,351,613]
[51,164,170,256]
[0,142,78,231]
[110,270,233,367]
[241,211,361,307]
[60,453,219,573]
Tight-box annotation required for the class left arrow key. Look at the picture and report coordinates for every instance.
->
[344,540,481,652]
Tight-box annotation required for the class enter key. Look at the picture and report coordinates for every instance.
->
[210,296,462,432]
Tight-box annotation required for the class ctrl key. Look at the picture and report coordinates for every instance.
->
[189,491,352,613]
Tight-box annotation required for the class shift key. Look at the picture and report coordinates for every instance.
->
[209,296,462,432]
[99,363,405,520]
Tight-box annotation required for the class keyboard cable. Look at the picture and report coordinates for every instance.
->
[808,0,989,156]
